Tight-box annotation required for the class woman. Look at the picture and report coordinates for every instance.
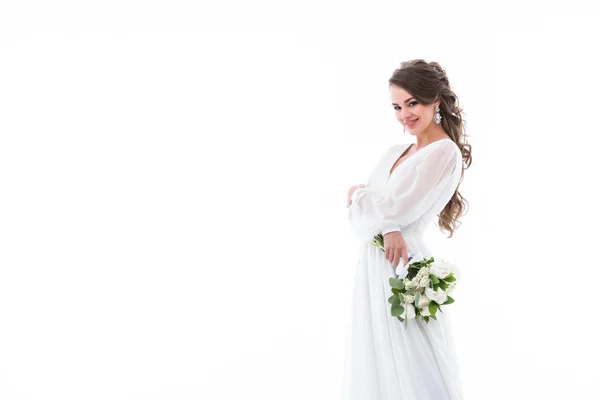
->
[343,59,472,400]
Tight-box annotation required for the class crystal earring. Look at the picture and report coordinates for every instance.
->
[434,105,442,125]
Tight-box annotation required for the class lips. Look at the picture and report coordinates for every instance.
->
[405,118,419,128]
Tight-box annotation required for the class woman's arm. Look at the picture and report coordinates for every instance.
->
[347,140,461,242]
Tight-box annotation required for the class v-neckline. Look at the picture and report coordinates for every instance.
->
[388,143,414,177]
[387,138,453,181]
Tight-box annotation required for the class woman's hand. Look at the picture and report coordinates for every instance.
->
[383,231,409,269]
[347,184,366,206]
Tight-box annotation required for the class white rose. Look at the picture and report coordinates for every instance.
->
[400,303,416,320]
[402,294,414,304]
[405,280,418,290]
[425,286,448,305]
[430,260,454,279]
[416,294,430,309]
[418,267,430,277]
[418,276,430,288]
[420,306,431,317]
[446,284,456,296]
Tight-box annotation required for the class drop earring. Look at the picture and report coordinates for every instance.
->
[434,105,442,125]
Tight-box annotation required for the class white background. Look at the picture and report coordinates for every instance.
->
[1,2,599,399]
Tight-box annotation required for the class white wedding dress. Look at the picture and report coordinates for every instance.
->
[343,138,464,400]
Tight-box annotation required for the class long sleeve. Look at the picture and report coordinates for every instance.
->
[345,145,397,208]
[347,140,462,242]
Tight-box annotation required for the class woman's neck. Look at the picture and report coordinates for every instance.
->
[414,125,450,150]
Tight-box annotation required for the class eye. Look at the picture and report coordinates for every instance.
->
[393,101,418,111]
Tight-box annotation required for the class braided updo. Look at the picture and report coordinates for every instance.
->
[389,59,472,238]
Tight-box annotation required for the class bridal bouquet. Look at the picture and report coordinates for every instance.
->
[371,233,458,328]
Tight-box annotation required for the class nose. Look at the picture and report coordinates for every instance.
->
[400,109,413,122]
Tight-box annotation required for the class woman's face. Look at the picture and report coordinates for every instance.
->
[390,85,439,135]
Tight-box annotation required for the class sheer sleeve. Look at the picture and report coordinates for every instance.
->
[347,140,462,242]
[345,146,396,208]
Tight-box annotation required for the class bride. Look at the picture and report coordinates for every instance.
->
[343,59,472,400]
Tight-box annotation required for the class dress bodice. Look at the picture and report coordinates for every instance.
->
[348,139,462,243]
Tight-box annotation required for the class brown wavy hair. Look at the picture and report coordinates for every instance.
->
[388,59,472,238]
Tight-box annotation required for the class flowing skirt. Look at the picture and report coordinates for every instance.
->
[342,236,464,400]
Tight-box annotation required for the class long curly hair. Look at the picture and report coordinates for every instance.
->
[388,59,472,238]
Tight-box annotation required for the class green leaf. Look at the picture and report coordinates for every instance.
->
[444,296,455,305]
[438,280,448,290]
[414,293,420,306]
[430,314,437,320]
[430,275,439,285]
[429,302,438,316]
[389,278,405,290]
[445,274,456,282]
[391,288,400,295]
[438,305,444,314]
[391,296,401,307]
[388,295,395,304]
[397,316,405,322]
[424,316,430,323]
[391,304,405,317]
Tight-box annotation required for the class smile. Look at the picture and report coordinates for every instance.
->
[405,118,419,128]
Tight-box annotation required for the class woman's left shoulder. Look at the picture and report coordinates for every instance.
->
[431,138,462,165]
[440,137,461,152]
[425,137,458,154]
[445,139,463,169]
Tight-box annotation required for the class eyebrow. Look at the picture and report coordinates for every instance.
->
[391,97,415,105]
